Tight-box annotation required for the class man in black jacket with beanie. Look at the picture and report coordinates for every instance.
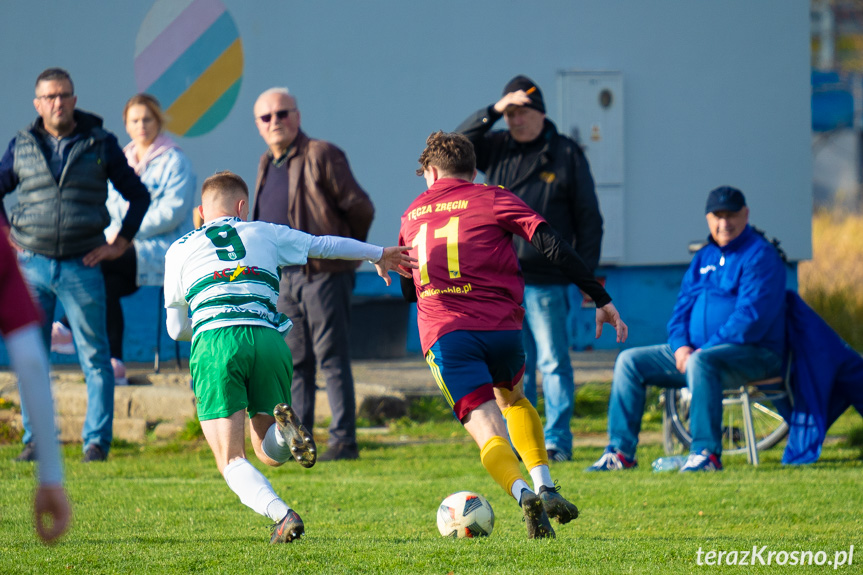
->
[457,75,603,462]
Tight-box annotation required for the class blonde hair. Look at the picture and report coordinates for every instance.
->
[123,93,165,133]
[201,171,249,208]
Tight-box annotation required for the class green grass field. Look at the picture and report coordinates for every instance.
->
[1,400,862,575]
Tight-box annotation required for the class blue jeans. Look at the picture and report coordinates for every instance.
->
[522,284,574,457]
[16,250,114,454]
[608,343,782,458]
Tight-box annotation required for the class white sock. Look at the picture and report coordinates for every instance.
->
[223,458,289,521]
[529,464,554,493]
[262,423,293,464]
[266,499,290,523]
[511,478,531,502]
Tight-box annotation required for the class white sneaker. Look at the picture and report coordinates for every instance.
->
[50,322,76,354]
[112,358,129,386]
[679,450,723,472]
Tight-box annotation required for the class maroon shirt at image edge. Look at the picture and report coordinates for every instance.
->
[0,233,41,335]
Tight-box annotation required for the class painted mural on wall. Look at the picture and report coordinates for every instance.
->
[134,0,243,137]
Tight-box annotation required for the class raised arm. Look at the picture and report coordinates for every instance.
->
[455,106,502,173]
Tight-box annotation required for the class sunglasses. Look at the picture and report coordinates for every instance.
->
[258,108,296,123]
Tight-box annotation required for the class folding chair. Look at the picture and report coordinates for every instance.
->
[663,352,793,465]
[734,353,793,465]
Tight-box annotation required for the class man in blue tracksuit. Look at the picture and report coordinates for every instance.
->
[588,186,786,472]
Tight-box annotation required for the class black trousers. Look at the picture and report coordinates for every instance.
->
[100,246,138,360]
[278,268,356,448]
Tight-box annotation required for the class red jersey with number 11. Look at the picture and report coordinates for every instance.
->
[399,178,545,353]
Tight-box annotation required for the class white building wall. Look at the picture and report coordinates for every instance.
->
[0,0,812,267]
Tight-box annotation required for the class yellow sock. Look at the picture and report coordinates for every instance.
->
[502,398,548,470]
[480,436,525,496]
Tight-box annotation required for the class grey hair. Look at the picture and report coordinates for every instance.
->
[257,87,296,105]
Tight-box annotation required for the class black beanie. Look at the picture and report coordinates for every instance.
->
[502,75,545,114]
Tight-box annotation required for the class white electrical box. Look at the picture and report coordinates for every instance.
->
[557,71,624,262]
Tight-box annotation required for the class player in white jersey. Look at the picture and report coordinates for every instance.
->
[164,171,415,543]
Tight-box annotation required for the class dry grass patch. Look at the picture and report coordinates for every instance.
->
[798,210,863,350]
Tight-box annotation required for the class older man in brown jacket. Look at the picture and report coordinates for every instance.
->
[253,87,374,461]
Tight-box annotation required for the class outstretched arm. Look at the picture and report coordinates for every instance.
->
[372,246,417,286]
[530,222,627,343]
[529,223,609,304]
[306,235,416,286]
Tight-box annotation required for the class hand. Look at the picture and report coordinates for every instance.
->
[493,90,534,114]
[595,302,628,343]
[674,346,694,374]
[83,236,130,267]
[34,484,71,544]
[374,246,418,286]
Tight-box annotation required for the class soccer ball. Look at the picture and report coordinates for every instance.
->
[436,491,494,538]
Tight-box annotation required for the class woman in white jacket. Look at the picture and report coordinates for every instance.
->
[101,94,197,383]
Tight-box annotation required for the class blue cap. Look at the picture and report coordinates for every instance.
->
[705,186,746,214]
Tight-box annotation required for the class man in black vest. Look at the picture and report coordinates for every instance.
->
[0,68,150,463]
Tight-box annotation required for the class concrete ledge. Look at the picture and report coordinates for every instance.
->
[0,412,148,443]
[126,386,196,422]
[56,416,148,443]
[1,382,195,422]
[152,421,185,440]
[0,350,619,443]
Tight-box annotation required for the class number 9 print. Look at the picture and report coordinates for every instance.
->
[206,225,247,262]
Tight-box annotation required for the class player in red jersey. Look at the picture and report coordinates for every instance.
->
[0,228,70,543]
[399,132,627,539]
